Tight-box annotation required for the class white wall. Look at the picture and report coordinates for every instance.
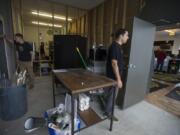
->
[155,33,180,55]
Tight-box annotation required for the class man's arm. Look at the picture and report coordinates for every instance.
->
[4,35,14,44]
[0,35,14,44]
[112,59,123,88]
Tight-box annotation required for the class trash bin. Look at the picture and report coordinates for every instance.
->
[0,84,27,121]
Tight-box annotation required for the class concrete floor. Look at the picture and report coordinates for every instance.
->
[0,76,180,135]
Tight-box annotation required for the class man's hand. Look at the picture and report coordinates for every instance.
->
[117,79,123,88]
[2,35,14,44]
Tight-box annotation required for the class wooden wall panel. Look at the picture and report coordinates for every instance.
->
[125,0,141,26]
[70,20,76,34]
[80,16,85,36]
[84,14,88,37]
[103,0,112,47]
[96,4,104,45]
[92,9,97,45]
[115,0,124,29]
[87,11,93,46]
[77,19,81,34]
[68,0,141,49]
[109,0,116,44]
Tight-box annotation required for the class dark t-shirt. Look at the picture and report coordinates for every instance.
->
[156,51,166,63]
[106,41,124,80]
[15,41,33,61]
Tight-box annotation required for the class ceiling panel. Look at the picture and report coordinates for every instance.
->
[21,0,87,28]
[156,28,180,37]
[49,0,105,9]
[139,0,180,26]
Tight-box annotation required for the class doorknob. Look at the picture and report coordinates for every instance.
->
[129,64,133,68]
[128,64,136,69]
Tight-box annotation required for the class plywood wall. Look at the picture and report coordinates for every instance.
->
[69,0,142,48]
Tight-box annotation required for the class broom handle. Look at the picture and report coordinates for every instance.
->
[76,47,87,69]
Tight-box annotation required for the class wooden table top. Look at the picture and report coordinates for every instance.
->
[53,69,117,94]
[33,60,52,63]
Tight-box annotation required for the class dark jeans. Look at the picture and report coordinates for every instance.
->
[104,86,118,115]
[156,62,163,71]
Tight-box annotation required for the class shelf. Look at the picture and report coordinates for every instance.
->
[78,107,102,127]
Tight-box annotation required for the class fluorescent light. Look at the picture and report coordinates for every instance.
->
[31,11,72,21]
[164,30,174,33]
[32,21,62,28]
[164,29,176,36]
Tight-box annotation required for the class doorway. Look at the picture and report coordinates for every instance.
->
[146,27,180,116]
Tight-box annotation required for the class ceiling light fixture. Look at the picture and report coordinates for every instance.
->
[32,21,62,28]
[176,22,180,26]
[31,11,72,21]
[164,29,176,36]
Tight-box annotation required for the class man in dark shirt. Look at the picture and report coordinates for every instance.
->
[106,42,124,79]
[105,28,129,121]
[4,33,34,89]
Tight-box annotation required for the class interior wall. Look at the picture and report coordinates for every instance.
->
[23,25,56,55]
[23,25,39,46]
[69,0,142,49]
[155,33,180,55]
[11,0,23,33]
[69,14,87,36]
[0,0,16,79]
[24,25,53,44]
[11,0,143,59]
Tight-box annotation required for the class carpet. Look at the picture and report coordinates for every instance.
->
[150,81,169,93]
[166,87,180,101]
[153,72,180,83]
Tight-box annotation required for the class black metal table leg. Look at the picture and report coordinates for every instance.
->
[52,74,56,107]
[109,86,116,131]
[71,95,74,135]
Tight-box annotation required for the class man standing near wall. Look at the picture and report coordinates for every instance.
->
[3,33,34,89]
[105,28,129,121]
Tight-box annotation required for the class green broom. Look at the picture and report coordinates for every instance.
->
[76,47,87,69]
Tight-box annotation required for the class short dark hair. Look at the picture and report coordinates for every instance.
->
[111,28,127,39]
[15,33,23,39]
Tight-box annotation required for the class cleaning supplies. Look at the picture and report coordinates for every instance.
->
[79,94,90,111]
[76,47,87,69]
[65,94,78,119]
[16,70,27,86]
[45,104,72,135]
